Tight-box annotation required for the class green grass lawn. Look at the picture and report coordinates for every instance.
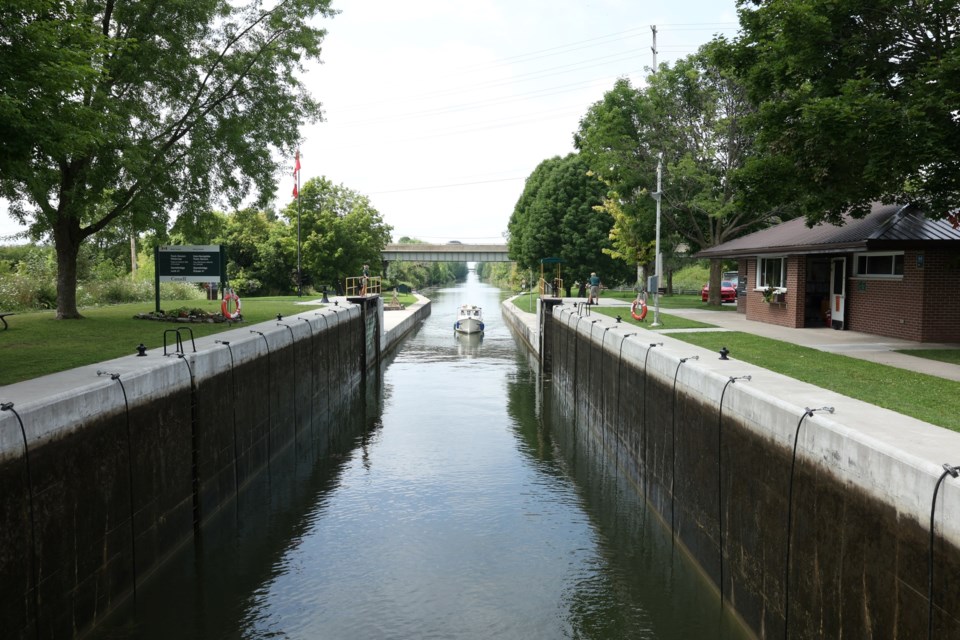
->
[0,297,323,386]
[895,349,960,365]
[602,289,739,311]
[508,291,539,313]
[668,332,960,432]
[6,292,958,432]
[393,293,418,307]
[508,290,735,317]
[590,306,717,330]
[520,297,960,431]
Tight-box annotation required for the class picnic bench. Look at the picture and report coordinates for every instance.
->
[0,312,13,330]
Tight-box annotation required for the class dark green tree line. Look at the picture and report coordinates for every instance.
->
[507,153,632,292]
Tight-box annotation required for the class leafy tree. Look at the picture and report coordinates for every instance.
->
[0,0,336,318]
[217,208,290,294]
[575,46,786,303]
[729,0,960,223]
[507,157,565,271]
[507,154,631,292]
[169,210,229,247]
[0,2,102,178]
[288,177,392,293]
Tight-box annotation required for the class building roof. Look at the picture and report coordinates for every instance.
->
[697,203,960,259]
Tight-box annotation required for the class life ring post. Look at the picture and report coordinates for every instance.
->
[221,289,242,320]
[631,298,648,322]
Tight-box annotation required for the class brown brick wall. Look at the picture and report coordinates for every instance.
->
[847,252,921,340]
[742,250,959,343]
[847,249,960,342]
[743,256,804,328]
[918,250,960,342]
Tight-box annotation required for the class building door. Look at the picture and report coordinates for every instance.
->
[830,257,846,330]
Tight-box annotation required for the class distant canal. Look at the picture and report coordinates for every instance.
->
[89,272,751,639]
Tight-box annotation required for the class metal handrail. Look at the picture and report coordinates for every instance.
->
[345,275,382,297]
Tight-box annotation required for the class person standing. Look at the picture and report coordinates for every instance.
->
[588,272,600,304]
[360,263,369,296]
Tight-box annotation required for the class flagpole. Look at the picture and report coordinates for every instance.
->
[297,176,302,297]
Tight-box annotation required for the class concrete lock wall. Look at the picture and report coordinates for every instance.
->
[0,299,429,640]
[502,299,960,639]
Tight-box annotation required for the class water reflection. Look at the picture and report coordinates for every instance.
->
[88,273,751,640]
[539,384,751,639]
[454,331,484,358]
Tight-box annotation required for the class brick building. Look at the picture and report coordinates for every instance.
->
[697,203,960,343]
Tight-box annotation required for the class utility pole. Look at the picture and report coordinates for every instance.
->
[650,25,662,327]
[651,25,657,72]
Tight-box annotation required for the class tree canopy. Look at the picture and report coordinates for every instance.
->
[287,177,392,292]
[0,0,336,317]
[728,0,960,224]
[575,46,784,301]
[507,153,633,289]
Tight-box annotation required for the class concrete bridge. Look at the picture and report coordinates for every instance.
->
[382,243,511,263]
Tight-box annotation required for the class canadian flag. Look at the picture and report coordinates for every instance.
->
[292,149,301,198]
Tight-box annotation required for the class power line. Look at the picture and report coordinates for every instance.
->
[337,22,739,112]
[436,22,737,76]
[333,66,646,127]
[370,176,526,195]
[338,48,648,114]
[348,49,641,113]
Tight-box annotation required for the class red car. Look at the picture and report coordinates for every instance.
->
[701,280,737,303]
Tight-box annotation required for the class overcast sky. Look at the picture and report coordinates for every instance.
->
[0,0,741,244]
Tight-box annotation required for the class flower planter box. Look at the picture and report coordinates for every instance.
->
[761,291,786,305]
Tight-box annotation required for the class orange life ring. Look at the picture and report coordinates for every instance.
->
[631,299,648,321]
[221,291,242,319]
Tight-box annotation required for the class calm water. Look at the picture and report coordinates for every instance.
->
[91,273,751,639]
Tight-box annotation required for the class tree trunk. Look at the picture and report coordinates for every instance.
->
[708,258,723,306]
[54,219,84,319]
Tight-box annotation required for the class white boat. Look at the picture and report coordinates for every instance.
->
[454,304,485,334]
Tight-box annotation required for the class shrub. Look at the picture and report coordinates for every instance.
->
[159,281,206,301]
[231,276,263,296]
[0,274,43,310]
[0,272,206,311]
[672,263,710,292]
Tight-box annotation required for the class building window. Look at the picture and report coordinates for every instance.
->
[855,252,904,277]
[757,256,786,289]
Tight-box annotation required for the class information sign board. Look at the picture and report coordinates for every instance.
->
[154,245,225,312]
[156,245,222,282]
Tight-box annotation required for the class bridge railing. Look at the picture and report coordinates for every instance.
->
[345,275,381,297]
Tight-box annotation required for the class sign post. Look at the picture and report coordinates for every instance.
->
[154,245,224,312]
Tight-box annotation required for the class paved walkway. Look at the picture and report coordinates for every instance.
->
[581,297,960,382]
